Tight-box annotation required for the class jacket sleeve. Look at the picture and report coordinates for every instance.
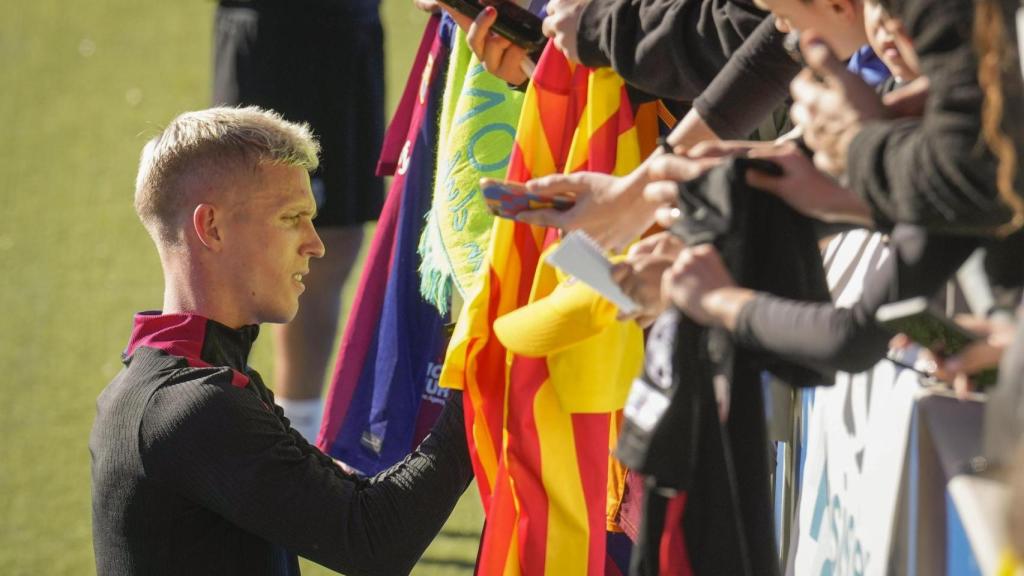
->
[846,0,1016,232]
[733,226,980,374]
[692,16,800,138]
[575,0,768,101]
[142,383,472,576]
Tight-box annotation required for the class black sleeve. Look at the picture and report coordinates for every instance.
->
[845,0,1016,232]
[733,226,980,374]
[143,383,472,576]
[575,0,768,101]
[692,16,800,138]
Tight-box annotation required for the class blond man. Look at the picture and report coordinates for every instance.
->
[90,107,471,576]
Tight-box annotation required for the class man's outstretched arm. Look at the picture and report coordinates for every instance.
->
[142,384,472,576]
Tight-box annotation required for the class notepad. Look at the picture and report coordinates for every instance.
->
[545,231,640,315]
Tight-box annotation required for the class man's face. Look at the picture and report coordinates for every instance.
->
[220,162,325,325]
[755,0,868,59]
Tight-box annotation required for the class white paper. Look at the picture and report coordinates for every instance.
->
[545,231,640,315]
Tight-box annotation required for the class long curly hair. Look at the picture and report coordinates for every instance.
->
[974,0,1024,234]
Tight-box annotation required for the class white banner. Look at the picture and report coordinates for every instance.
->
[789,366,918,576]
[788,230,918,576]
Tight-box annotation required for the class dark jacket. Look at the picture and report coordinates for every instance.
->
[847,0,1022,232]
[90,312,472,576]
[692,16,800,138]
[575,0,772,101]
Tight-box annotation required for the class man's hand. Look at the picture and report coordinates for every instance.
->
[665,108,720,153]
[609,232,686,327]
[662,244,752,328]
[882,76,929,118]
[641,154,722,227]
[789,38,885,177]
[520,167,654,251]
[542,0,590,63]
[441,3,530,85]
[611,255,674,328]
[934,315,1017,399]
[685,139,775,160]
[745,141,873,226]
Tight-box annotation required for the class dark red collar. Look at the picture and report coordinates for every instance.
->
[125,312,257,387]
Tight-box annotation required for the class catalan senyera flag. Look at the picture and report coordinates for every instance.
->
[440,45,657,575]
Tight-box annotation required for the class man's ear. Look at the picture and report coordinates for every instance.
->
[192,203,223,251]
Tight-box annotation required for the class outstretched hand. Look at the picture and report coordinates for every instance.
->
[933,315,1017,400]
[440,3,531,85]
[641,154,722,227]
[610,232,686,327]
[789,37,885,177]
[662,244,752,329]
[519,168,655,251]
[543,0,590,63]
[744,141,873,226]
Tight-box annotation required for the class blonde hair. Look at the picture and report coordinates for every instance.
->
[974,0,1024,234]
[135,106,320,244]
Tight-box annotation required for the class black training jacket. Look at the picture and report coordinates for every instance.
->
[90,312,472,576]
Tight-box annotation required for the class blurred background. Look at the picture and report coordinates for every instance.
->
[0,2,482,574]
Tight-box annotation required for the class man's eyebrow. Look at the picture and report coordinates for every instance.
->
[283,202,317,220]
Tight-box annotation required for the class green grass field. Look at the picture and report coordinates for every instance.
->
[0,2,482,574]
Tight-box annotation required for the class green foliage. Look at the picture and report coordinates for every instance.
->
[0,2,481,574]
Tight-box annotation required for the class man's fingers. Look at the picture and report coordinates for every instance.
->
[541,15,557,38]
[651,232,684,257]
[526,172,594,195]
[883,76,930,117]
[515,207,568,229]
[610,262,632,284]
[646,155,719,182]
[466,7,497,55]
[800,38,847,85]
[654,206,681,229]
[627,233,664,257]
[944,342,1003,377]
[495,44,529,86]
[813,150,842,177]
[686,140,761,160]
[439,1,476,31]
[953,372,974,401]
[643,180,680,206]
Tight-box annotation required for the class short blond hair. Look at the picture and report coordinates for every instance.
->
[135,106,320,244]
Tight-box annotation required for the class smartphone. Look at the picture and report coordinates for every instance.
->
[875,297,997,387]
[481,179,575,219]
[440,0,547,52]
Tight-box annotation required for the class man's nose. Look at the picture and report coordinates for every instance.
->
[305,225,326,259]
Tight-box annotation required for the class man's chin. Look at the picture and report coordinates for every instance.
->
[261,307,299,325]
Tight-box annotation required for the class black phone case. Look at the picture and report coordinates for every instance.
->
[442,0,547,52]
